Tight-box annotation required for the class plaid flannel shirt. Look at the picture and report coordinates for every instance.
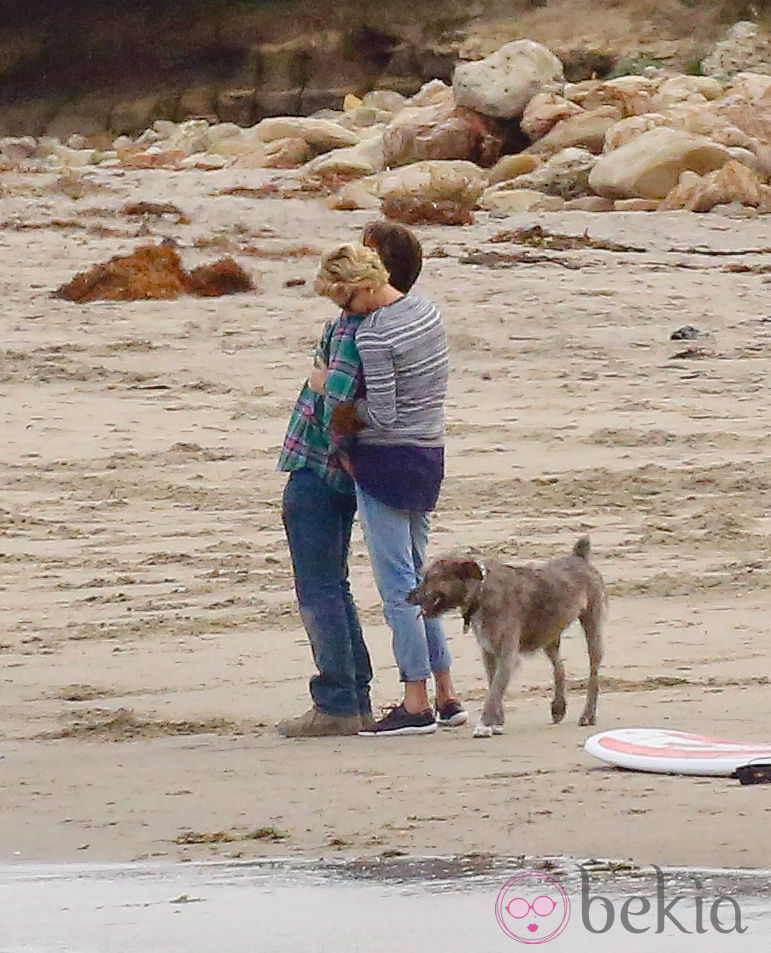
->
[277,312,364,494]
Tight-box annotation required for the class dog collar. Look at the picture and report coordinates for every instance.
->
[462,559,488,632]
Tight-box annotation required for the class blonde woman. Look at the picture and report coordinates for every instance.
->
[277,226,425,738]
[314,243,467,736]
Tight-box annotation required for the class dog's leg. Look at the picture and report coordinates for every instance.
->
[579,602,604,726]
[473,649,505,738]
[473,650,519,738]
[544,641,566,724]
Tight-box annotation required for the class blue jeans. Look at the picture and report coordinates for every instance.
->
[282,468,372,717]
[355,484,452,682]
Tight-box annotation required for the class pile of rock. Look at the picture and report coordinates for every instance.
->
[2,24,770,216]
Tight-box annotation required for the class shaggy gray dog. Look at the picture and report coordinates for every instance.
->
[408,537,606,738]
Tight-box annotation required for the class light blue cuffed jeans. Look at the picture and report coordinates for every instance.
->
[355,484,452,682]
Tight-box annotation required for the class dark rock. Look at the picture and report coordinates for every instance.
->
[669,325,703,340]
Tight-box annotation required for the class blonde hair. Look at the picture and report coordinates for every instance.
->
[314,243,389,304]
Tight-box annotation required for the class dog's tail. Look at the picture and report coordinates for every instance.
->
[573,536,591,559]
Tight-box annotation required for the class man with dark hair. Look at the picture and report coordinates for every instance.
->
[362,221,423,295]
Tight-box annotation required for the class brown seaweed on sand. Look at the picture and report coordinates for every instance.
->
[54,244,255,302]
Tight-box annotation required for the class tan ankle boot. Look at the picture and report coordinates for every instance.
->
[277,707,361,738]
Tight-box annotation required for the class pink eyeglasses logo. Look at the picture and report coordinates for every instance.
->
[495,870,571,944]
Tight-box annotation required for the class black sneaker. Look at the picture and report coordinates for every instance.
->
[358,704,436,736]
[436,699,469,727]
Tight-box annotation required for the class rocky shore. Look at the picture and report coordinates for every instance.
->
[2,21,769,222]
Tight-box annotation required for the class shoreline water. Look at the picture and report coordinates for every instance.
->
[2,855,770,952]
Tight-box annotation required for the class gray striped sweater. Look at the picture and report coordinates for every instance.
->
[354,294,448,448]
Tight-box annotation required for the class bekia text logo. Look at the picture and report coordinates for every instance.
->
[495,870,571,944]
[495,865,747,942]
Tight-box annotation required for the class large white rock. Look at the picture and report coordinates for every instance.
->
[453,40,564,119]
[702,21,771,77]
[521,92,582,141]
[487,153,541,186]
[479,186,564,212]
[566,76,656,117]
[510,147,597,199]
[302,135,385,178]
[381,99,458,166]
[362,89,408,112]
[0,136,37,162]
[589,127,733,200]
[527,106,622,155]
[407,80,454,109]
[658,159,767,212]
[375,160,487,205]
[725,72,771,101]
[652,76,724,110]
[253,117,360,152]
[329,178,381,210]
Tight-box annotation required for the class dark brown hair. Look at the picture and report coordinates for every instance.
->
[362,221,423,294]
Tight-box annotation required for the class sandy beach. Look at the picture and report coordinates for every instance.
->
[1,165,769,870]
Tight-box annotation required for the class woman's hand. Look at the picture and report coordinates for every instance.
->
[308,359,327,394]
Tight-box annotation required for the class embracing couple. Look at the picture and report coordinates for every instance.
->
[277,222,466,738]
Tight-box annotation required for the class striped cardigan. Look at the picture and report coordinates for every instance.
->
[354,294,448,448]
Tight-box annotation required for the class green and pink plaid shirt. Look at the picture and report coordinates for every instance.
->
[277,312,364,494]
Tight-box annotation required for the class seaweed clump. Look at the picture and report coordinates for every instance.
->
[54,244,255,302]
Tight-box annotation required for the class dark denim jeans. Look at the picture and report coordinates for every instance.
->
[282,467,372,718]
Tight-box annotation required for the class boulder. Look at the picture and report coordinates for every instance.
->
[152,120,177,138]
[407,80,454,109]
[0,136,37,163]
[453,40,564,119]
[652,76,724,110]
[509,147,597,200]
[589,127,733,200]
[725,72,771,101]
[487,153,541,186]
[381,99,458,166]
[329,178,381,210]
[382,102,515,168]
[613,199,661,211]
[658,160,767,212]
[363,89,408,112]
[302,136,384,178]
[563,196,615,211]
[527,105,622,155]
[263,137,313,168]
[253,117,359,152]
[375,160,487,206]
[162,119,211,157]
[51,145,97,168]
[702,21,771,77]
[479,187,565,212]
[179,153,227,170]
[711,94,771,151]
[521,92,582,141]
[340,105,394,129]
[565,76,656,117]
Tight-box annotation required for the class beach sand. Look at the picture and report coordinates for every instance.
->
[1,166,769,869]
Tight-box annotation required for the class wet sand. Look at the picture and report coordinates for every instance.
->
[1,165,770,870]
[2,858,770,953]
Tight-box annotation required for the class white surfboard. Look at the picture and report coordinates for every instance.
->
[584,728,771,777]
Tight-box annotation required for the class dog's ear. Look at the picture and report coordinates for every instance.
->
[406,587,420,604]
[456,559,484,581]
